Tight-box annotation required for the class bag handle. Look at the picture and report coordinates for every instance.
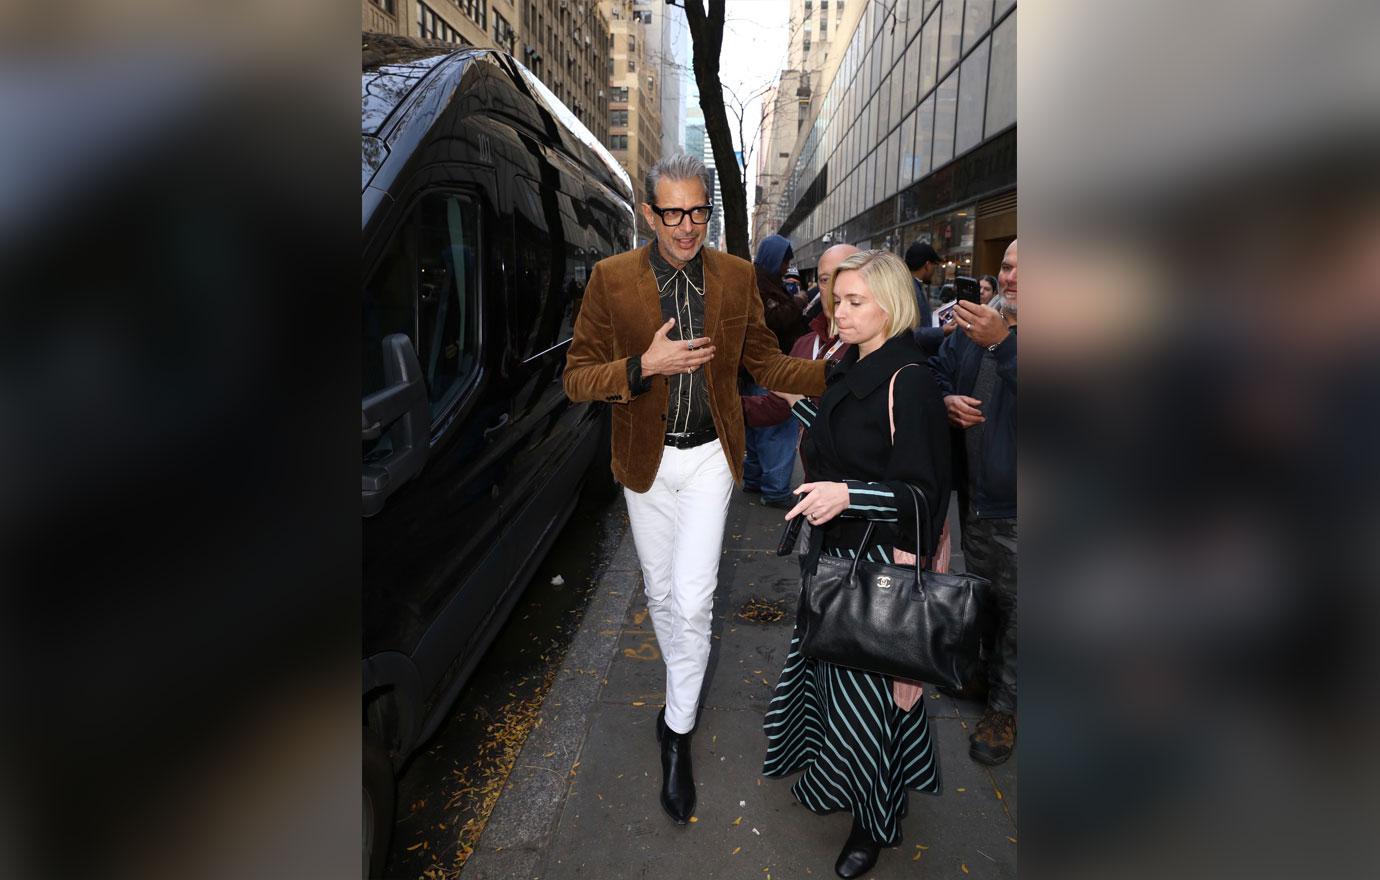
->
[841,483,930,595]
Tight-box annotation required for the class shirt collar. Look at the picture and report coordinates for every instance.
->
[649,241,705,295]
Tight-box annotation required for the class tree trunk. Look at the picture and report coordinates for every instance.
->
[683,0,750,261]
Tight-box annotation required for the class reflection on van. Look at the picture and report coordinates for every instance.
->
[360,36,635,877]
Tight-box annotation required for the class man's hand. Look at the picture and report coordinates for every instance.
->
[771,390,804,406]
[944,394,985,428]
[954,301,1009,348]
[942,319,958,335]
[786,481,850,526]
[642,318,715,376]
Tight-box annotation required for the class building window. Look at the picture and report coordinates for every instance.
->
[417,2,464,44]
[609,86,629,102]
[611,109,629,127]
[610,134,629,150]
[627,58,636,72]
[493,12,516,54]
[369,0,396,15]
[628,35,636,52]
[457,0,487,31]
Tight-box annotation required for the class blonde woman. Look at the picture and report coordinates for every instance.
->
[763,250,953,878]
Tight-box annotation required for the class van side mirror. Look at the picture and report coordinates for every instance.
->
[362,333,429,517]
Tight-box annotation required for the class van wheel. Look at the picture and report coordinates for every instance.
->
[363,727,395,880]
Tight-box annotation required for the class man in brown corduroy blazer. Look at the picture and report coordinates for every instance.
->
[564,154,824,825]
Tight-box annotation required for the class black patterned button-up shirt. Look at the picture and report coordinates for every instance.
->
[646,243,714,435]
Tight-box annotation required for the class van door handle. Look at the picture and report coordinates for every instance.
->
[483,413,510,438]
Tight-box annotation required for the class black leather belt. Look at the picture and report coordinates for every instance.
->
[664,426,718,449]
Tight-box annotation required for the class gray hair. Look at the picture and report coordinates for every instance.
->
[645,153,713,205]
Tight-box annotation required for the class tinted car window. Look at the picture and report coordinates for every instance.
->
[363,192,481,428]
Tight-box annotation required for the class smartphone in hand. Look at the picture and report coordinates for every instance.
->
[776,514,804,556]
[954,276,981,305]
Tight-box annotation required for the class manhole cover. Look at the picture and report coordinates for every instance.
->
[736,597,786,623]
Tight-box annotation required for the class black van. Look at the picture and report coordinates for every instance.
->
[360,38,635,874]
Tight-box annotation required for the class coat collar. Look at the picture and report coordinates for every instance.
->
[831,332,926,399]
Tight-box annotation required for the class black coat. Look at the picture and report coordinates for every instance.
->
[802,332,952,556]
[927,326,1016,519]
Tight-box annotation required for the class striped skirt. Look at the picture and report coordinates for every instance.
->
[761,577,942,845]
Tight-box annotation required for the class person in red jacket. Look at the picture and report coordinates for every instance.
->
[745,243,860,459]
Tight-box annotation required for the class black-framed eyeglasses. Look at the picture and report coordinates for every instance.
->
[649,203,713,226]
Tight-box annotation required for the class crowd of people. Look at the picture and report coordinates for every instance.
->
[564,153,1017,879]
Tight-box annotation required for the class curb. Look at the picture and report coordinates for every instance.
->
[461,513,641,879]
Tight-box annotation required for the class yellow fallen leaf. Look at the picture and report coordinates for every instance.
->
[733,816,743,826]
[915,844,929,851]
[1008,836,1018,844]
[962,864,970,874]
[994,788,1004,800]
[957,787,967,792]
[689,816,699,823]
[912,850,922,861]
[406,842,424,852]
[631,701,646,706]
[732,847,742,855]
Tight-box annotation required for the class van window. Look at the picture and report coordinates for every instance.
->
[363,193,481,426]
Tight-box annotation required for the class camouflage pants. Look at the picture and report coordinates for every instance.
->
[961,516,1018,714]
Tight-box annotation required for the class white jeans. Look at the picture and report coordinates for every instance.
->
[623,440,735,734]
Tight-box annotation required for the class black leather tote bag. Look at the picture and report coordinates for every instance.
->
[797,485,994,690]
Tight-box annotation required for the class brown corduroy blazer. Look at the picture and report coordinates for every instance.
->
[564,245,826,493]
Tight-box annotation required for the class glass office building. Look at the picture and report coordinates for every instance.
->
[779,0,1016,281]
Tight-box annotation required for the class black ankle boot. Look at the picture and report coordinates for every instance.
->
[834,816,881,879]
[656,708,696,824]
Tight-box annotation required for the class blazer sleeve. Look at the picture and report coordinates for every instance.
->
[880,365,952,555]
[740,266,827,396]
[563,261,639,404]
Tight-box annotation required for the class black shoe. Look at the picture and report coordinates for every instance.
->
[743,484,762,494]
[656,708,696,824]
[834,817,881,879]
[763,495,794,510]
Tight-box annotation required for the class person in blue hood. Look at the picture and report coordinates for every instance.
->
[744,234,809,507]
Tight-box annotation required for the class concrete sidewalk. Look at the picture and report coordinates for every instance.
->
[463,482,1017,879]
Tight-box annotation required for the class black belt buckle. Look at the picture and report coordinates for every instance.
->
[664,427,716,449]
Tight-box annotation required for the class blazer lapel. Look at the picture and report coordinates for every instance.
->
[633,244,661,343]
[701,248,721,342]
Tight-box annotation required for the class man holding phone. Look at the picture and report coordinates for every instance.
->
[928,238,1018,766]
